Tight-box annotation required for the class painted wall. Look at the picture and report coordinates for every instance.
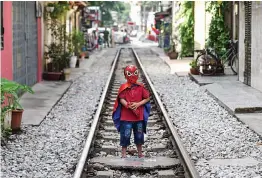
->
[238,2,245,83]
[238,2,262,92]
[251,2,262,92]
[1,2,13,80]
[194,1,212,59]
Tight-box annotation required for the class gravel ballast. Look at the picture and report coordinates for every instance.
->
[135,48,262,178]
[1,49,117,178]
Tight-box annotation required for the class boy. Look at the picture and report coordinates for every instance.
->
[112,65,151,158]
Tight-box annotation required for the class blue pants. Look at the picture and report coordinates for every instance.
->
[120,121,144,147]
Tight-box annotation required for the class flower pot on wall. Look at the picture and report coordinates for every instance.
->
[70,56,77,68]
[11,109,23,130]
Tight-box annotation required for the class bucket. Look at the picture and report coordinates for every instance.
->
[70,56,77,68]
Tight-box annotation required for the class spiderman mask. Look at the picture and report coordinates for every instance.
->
[124,65,139,84]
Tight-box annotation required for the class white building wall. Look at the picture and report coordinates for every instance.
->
[238,2,245,83]
[194,1,212,59]
[251,2,262,92]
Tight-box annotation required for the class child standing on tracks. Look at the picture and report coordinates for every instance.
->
[112,65,151,158]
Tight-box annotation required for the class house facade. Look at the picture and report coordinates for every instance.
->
[1,1,86,86]
[238,1,262,92]
[1,1,43,86]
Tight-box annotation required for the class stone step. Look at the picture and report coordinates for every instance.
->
[102,119,162,127]
[95,170,114,178]
[100,134,164,141]
[102,126,164,132]
[157,170,176,178]
[107,101,157,107]
[90,156,180,170]
[103,110,161,117]
[109,94,117,98]
[98,144,168,154]
[107,106,114,110]
[110,90,119,93]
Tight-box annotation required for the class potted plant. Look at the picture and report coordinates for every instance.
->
[43,22,72,81]
[61,52,71,81]
[164,47,170,55]
[72,30,85,68]
[46,3,55,12]
[167,44,178,60]
[189,59,199,75]
[1,78,34,131]
[43,43,64,81]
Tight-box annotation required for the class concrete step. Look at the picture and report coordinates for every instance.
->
[109,94,117,98]
[102,126,164,132]
[99,134,164,141]
[103,110,161,117]
[90,156,180,170]
[95,170,114,178]
[157,170,176,178]
[102,119,162,127]
[98,144,168,154]
[110,91,118,95]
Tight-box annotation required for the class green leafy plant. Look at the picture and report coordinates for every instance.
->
[206,1,230,57]
[72,30,85,56]
[1,111,12,139]
[45,21,72,71]
[189,59,198,69]
[48,2,69,19]
[1,78,34,110]
[164,47,171,53]
[1,78,34,139]
[178,1,194,57]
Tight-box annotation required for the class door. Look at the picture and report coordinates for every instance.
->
[13,1,38,86]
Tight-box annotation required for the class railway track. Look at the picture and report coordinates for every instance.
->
[73,48,200,178]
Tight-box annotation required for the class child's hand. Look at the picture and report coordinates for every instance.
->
[130,102,141,110]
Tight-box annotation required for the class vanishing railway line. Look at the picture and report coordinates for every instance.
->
[73,48,200,178]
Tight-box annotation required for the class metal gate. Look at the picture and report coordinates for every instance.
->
[244,1,252,86]
[13,2,38,86]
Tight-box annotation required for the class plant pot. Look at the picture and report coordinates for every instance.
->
[168,51,178,60]
[47,62,53,72]
[86,52,89,59]
[46,6,54,12]
[80,53,85,60]
[70,56,77,68]
[3,109,12,129]
[63,68,71,81]
[11,109,23,130]
[75,58,80,68]
[42,72,62,81]
[190,68,199,75]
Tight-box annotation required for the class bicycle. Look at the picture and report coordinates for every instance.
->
[195,40,239,76]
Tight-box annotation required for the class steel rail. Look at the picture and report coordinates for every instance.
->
[73,49,121,178]
[132,48,200,178]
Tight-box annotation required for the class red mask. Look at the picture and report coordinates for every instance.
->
[124,65,139,84]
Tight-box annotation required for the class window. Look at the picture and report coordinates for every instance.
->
[1,1,3,50]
